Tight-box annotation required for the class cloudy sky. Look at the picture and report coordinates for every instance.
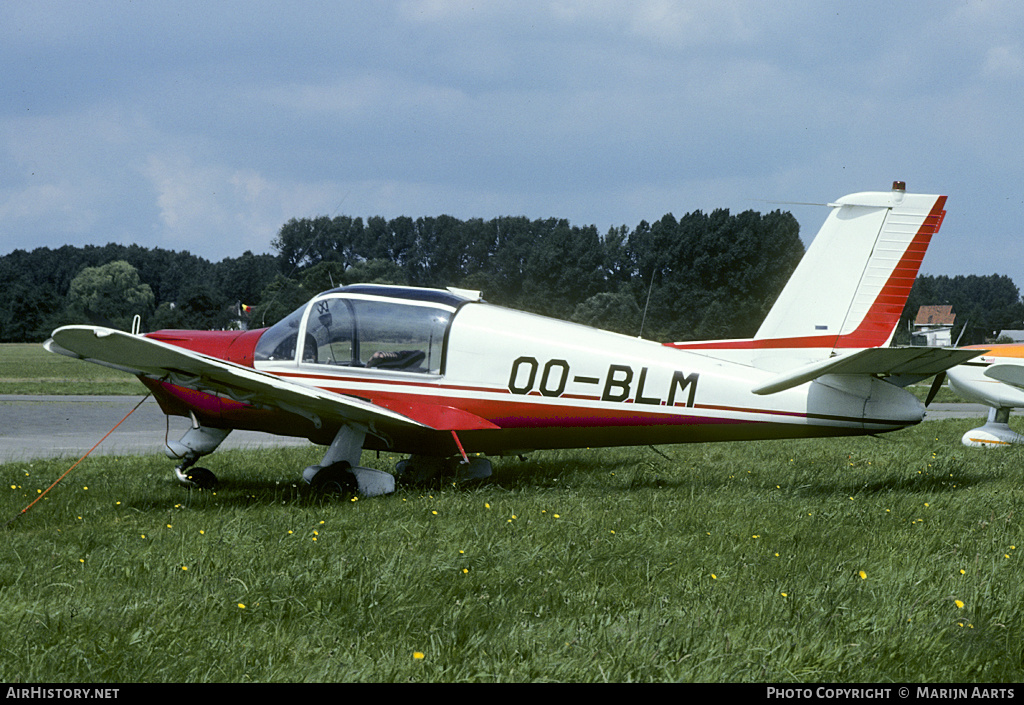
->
[2,1,1023,287]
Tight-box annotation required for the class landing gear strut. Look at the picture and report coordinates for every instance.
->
[962,407,1024,448]
[302,424,396,497]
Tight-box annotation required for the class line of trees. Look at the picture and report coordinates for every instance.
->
[0,244,278,341]
[2,209,1022,345]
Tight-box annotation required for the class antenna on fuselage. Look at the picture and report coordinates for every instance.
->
[638,267,657,339]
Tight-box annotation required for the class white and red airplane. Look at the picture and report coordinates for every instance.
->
[45,182,980,496]
[942,345,1024,447]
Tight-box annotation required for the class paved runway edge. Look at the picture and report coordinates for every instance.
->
[1,396,992,463]
[0,395,311,462]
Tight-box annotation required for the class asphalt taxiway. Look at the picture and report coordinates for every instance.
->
[0,395,991,463]
[0,395,311,463]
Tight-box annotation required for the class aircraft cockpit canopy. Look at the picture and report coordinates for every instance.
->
[254,285,476,374]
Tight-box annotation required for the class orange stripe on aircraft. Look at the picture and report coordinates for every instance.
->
[966,343,1024,359]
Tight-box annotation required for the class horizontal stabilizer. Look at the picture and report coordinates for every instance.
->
[752,347,984,396]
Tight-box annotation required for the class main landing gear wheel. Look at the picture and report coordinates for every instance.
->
[302,462,396,497]
[395,456,493,486]
[394,456,446,485]
[174,465,218,489]
[304,461,359,494]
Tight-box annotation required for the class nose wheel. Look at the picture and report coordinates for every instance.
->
[166,422,229,489]
[174,461,218,489]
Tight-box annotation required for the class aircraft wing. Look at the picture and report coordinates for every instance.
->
[752,346,985,396]
[984,363,1024,390]
[45,325,434,432]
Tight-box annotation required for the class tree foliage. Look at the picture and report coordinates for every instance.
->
[6,204,1020,348]
[63,260,155,332]
[624,209,804,341]
[571,291,643,336]
[0,245,279,341]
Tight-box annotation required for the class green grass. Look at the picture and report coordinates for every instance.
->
[3,420,1023,682]
[0,344,145,395]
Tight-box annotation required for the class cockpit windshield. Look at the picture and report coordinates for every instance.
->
[255,289,458,374]
[254,305,307,362]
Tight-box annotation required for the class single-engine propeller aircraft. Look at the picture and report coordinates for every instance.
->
[937,345,1024,447]
[46,182,982,496]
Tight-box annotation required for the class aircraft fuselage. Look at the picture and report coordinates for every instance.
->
[143,289,925,459]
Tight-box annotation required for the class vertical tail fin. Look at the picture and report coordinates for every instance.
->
[749,182,945,367]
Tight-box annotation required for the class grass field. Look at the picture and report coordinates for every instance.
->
[2,418,1023,683]
[0,343,146,395]
[2,341,1018,682]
